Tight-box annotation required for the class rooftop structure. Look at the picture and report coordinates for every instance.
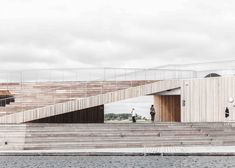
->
[0,60,234,123]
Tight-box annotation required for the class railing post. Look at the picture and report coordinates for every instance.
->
[6,72,9,90]
[129,69,131,87]
[76,70,79,81]
[70,82,71,101]
[103,68,106,81]
[85,81,87,97]
[115,69,117,92]
[20,71,23,90]
[144,69,147,85]
[154,70,157,80]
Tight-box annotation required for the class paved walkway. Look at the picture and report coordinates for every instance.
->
[2,155,235,168]
[1,146,235,156]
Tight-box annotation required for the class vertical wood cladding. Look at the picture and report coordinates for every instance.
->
[180,77,234,122]
[154,95,181,122]
[29,105,104,123]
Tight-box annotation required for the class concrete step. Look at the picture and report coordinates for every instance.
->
[22,140,221,150]
[0,122,234,151]
[24,127,201,131]
[24,133,208,138]
[25,137,213,143]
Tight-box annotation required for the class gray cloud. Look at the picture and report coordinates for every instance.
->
[0,0,235,70]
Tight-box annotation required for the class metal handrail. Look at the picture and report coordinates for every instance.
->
[0,67,196,113]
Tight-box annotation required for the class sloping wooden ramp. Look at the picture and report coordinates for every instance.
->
[0,80,181,123]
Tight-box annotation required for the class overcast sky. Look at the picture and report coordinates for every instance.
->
[1,0,235,70]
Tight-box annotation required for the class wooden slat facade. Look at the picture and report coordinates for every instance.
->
[154,76,235,122]
[1,76,235,123]
[29,105,104,123]
[0,80,181,123]
[181,76,235,122]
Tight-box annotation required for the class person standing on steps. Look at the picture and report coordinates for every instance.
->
[131,108,136,123]
[150,105,155,122]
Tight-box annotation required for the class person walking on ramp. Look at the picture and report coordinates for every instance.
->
[131,108,136,123]
[150,105,155,122]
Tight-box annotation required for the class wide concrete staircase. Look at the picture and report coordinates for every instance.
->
[0,123,235,150]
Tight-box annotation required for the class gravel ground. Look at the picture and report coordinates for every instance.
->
[0,156,235,168]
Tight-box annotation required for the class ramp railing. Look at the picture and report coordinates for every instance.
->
[0,68,195,120]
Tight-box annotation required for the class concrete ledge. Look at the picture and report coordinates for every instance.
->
[150,152,235,156]
[1,152,235,156]
[1,146,235,156]
[0,152,145,156]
